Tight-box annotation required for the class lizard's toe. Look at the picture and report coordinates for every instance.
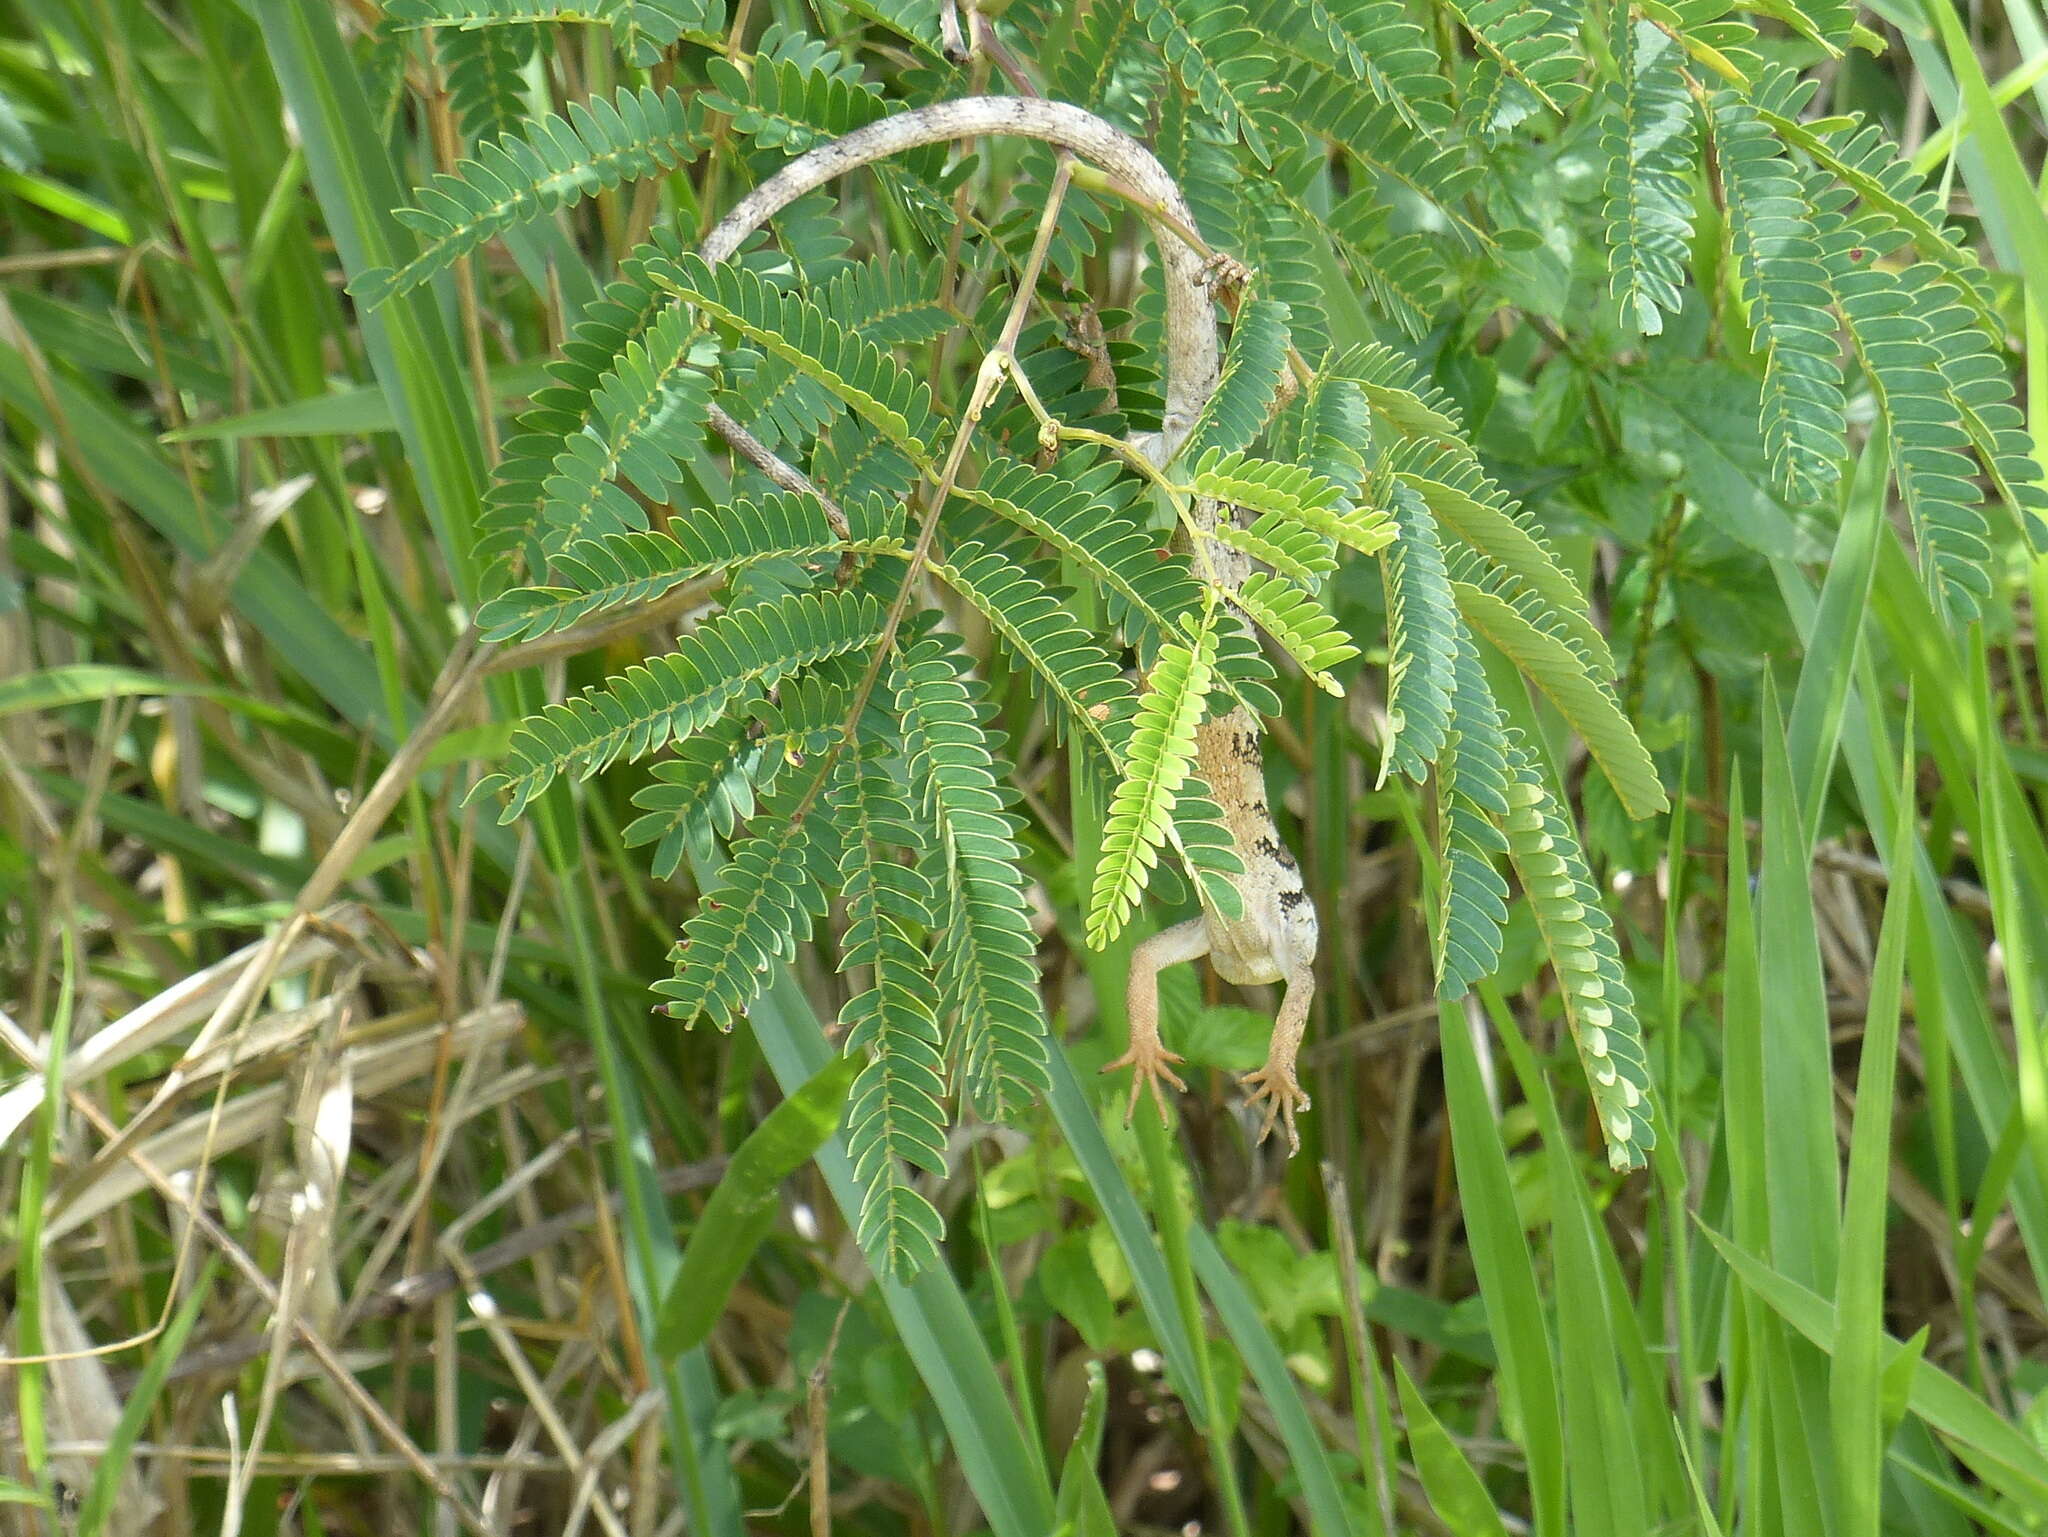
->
[1104,1045,1187,1127]
[1240,1069,1311,1156]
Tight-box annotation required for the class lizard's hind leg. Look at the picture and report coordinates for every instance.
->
[1241,962,1315,1154]
[1104,916,1209,1125]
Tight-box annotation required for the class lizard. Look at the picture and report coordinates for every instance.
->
[1103,253,1321,1156]
[695,97,1324,1153]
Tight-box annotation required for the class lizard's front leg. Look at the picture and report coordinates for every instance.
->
[1103,916,1209,1125]
[1240,960,1315,1154]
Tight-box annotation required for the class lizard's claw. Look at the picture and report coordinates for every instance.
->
[1103,1043,1187,1127]
[1240,1066,1310,1156]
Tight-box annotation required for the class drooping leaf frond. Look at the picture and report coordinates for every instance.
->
[955,454,1205,648]
[655,806,836,1029]
[1711,90,1848,504]
[1450,556,1668,819]
[1319,190,1451,340]
[475,588,886,816]
[476,492,904,643]
[1602,17,1698,337]
[1495,737,1656,1171]
[1235,182,1333,355]
[894,636,1051,1118]
[1444,0,1588,131]
[834,757,949,1280]
[1172,779,1249,919]
[354,86,707,305]
[1088,614,1218,949]
[1752,65,1993,329]
[1910,267,2048,549]
[657,254,943,464]
[1378,480,1458,785]
[1229,571,1359,694]
[1809,187,1995,618]
[1434,639,1512,999]
[1208,512,1336,590]
[428,21,535,144]
[1281,374,1372,503]
[1333,342,1465,441]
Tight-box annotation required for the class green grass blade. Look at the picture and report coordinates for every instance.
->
[1831,715,1919,1537]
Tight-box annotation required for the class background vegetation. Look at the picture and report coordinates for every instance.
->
[3,0,2048,1533]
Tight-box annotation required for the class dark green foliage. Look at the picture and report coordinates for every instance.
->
[1433,640,1512,999]
[835,757,949,1278]
[1602,16,1697,337]
[658,253,944,462]
[1379,480,1458,784]
[355,85,707,305]
[895,636,1051,1120]
[476,587,886,814]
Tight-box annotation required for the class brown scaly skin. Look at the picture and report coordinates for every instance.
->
[699,99,1322,1153]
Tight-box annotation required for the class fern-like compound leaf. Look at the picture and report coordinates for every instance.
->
[1712,91,1848,504]
[1378,480,1459,785]
[476,492,904,643]
[1088,614,1218,949]
[1208,514,1336,591]
[1284,60,1487,242]
[732,254,951,451]
[1451,557,1668,819]
[894,636,1051,1119]
[657,254,943,464]
[1909,267,2048,549]
[1230,571,1359,695]
[701,48,891,155]
[656,807,837,1030]
[1602,17,1699,337]
[1434,639,1512,999]
[475,588,886,816]
[1444,0,1588,129]
[834,758,948,1280]
[1172,778,1248,919]
[955,454,1205,649]
[1752,65,1994,331]
[428,22,535,144]
[384,0,705,62]
[354,86,707,305]
[1810,187,1995,618]
[1334,342,1466,441]
[1495,738,1656,1170]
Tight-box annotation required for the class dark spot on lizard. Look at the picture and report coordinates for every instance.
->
[1278,888,1308,911]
